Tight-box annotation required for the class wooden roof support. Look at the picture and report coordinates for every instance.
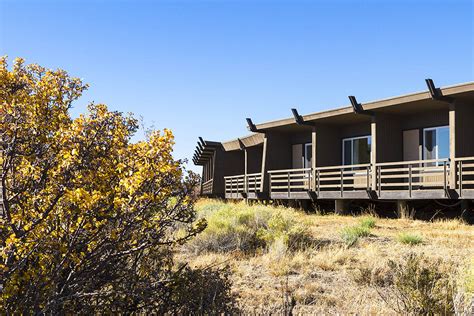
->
[237,138,246,150]
[246,118,258,132]
[291,108,315,126]
[426,79,454,103]
[349,96,373,116]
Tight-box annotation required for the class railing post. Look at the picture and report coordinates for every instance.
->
[377,166,381,196]
[245,175,248,194]
[459,161,463,197]
[317,170,320,195]
[307,169,311,191]
[340,168,344,197]
[443,161,447,197]
[287,172,290,198]
[366,166,370,191]
[408,164,412,198]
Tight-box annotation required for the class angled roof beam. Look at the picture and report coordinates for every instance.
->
[291,108,314,126]
[425,79,454,103]
[199,137,220,147]
[246,118,259,132]
[349,96,373,116]
[237,138,246,150]
[198,137,206,147]
[197,142,204,152]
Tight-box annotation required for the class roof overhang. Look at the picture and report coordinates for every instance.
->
[253,81,474,132]
[193,138,222,166]
[222,133,265,151]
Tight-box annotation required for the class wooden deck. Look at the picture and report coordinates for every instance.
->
[212,157,474,200]
[267,158,473,200]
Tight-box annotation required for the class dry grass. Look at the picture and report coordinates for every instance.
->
[179,199,474,314]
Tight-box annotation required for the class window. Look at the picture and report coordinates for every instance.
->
[304,143,312,168]
[342,136,371,165]
[423,126,449,165]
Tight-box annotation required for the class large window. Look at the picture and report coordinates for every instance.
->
[342,136,371,165]
[423,126,449,165]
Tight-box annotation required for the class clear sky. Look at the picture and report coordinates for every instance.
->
[1,0,473,173]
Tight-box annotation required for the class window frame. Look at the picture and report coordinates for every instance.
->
[422,125,449,166]
[342,135,371,166]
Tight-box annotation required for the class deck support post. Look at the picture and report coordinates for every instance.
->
[396,200,408,219]
[449,104,456,189]
[335,199,349,215]
[370,116,377,191]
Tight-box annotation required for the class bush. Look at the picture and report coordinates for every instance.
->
[378,253,455,315]
[257,211,313,251]
[340,225,371,247]
[397,232,423,245]
[360,216,376,229]
[188,201,312,254]
[160,265,239,315]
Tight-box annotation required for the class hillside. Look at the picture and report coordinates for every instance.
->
[178,199,474,314]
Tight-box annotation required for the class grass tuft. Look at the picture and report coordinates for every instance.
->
[340,225,371,247]
[397,232,423,245]
[360,216,376,229]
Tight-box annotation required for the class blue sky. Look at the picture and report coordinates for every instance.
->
[1,0,473,173]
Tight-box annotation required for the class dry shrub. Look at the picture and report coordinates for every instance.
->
[352,264,392,287]
[454,257,474,315]
[163,265,239,315]
[378,253,455,315]
[187,201,313,254]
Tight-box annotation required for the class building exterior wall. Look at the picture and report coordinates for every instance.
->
[246,145,263,174]
[455,102,474,158]
[376,113,403,163]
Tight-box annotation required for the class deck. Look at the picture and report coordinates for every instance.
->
[221,157,474,200]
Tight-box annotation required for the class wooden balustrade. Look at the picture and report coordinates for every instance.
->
[454,157,474,196]
[223,157,474,200]
[201,179,213,195]
[268,168,312,197]
[314,164,371,197]
[224,173,262,196]
[374,159,449,197]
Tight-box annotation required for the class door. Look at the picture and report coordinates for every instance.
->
[403,129,420,161]
[292,144,303,169]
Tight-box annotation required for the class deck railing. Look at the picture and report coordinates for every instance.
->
[201,179,213,195]
[374,159,449,197]
[245,172,262,193]
[224,172,262,196]
[226,156,474,199]
[315,164,371,196]
[454,157,474,195]
[268,168,312,196]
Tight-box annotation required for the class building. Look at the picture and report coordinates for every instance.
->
[193,80,474,213]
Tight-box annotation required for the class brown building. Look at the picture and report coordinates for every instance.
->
[194,80,474,213]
